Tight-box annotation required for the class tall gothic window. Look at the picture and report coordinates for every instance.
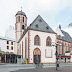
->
[62,42,64,55]
[65,43,67,51]
[46,37,51,46]
[34,35,40,45]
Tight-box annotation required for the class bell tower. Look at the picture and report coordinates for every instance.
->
[15,10,27,54]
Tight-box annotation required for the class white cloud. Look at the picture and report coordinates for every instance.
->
[0,0,72,36]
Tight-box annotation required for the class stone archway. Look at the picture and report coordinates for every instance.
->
[33,48,41,64]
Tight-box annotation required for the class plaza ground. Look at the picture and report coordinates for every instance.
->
[0,63,72,72]
[11,67,72,72]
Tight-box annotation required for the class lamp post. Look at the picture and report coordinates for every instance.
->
[53,42,61,70]
[56,42,58,70]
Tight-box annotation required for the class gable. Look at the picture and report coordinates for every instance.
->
[28,15,55,33]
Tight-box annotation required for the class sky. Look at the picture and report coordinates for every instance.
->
[0,0,72,37]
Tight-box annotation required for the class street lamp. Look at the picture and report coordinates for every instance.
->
[52,42,62,70]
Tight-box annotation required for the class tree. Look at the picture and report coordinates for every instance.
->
[68,23,72,27]
[0,53,2,57]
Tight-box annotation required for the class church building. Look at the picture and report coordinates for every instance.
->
[15,10,57,64]
[14,10,72,64]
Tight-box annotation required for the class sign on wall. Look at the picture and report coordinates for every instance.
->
[45,49,52,58]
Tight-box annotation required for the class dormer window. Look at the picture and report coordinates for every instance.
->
[46,26,49,29]
[39,19,42,22]
[36,24,38,27]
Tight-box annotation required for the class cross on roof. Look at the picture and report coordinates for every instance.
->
[21,6,22,11]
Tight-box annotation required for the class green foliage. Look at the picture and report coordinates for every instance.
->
[0,53,2,56]
[68,23,72,27]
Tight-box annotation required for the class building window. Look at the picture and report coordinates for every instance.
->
[11,46,13,50]
[61,58,63,60]
[68,58,70,59]
[46,26,49,29]
[46,37,51,46]
[35,24,38,27]
[34,35,40,45]
[11,42,13,45]
[10,52,13,54]
[1,51,5,54]
[65,43,67,51]
[6,52,9,54]
[7,41,9,44]
[18,16,20,22]
[23,17,24,22]
[7,46,9,49]
[22,25,24,29]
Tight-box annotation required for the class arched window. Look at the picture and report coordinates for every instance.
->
[62,42,64,55]
[65,43,67,51]
[18,16,20,22]
[46,37,51,46]
[34,35,40,45]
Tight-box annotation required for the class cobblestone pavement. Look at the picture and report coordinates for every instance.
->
[11,67,72,72]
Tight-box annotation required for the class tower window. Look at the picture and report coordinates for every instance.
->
[11,46,13,50]
[18,16,20,22]
[22,25,24,29]
[7,46,9,49]
[11,42,13,45]
[7,41,9,44]
[23,17,24,22]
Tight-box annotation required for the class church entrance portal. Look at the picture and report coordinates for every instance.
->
[33,48,41,64]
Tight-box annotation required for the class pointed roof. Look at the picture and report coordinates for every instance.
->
[57,30,72,42]
[28,15,55,33]
[18,15,56,43]
[16,10,26,17]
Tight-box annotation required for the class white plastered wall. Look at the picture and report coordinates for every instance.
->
[29,30,56,63]
[0,39,15,53]
[19,31,28,59]
[56,27,64,36]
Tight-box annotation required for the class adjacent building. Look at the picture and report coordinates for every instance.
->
[56,25,72,55]
[0,37,15,54]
